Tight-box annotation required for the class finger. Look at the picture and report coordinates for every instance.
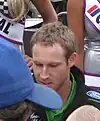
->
[29,66,33,71]
[24,55,33,63]
[27,60,33,67]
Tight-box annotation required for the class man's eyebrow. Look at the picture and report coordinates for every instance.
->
[33,60,62,64]
[33,60,41,63]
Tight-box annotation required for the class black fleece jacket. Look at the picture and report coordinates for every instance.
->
[29,66,100,121]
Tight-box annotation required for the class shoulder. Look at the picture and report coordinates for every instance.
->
[67,0,83,9]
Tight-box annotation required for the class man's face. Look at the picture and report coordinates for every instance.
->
[32,43,71,92]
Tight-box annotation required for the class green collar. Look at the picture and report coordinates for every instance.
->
[46,73,77,121]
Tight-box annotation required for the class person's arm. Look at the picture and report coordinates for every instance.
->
[31,0,58,24]
[67,0,84,71]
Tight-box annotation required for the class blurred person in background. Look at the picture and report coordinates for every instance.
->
[0,0,58,71]
[67,0,100,87]
[66,105,100,121]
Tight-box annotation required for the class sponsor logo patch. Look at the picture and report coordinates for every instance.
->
[86,91,100,100]
[28,112,42,121]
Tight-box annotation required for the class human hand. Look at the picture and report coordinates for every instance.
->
[24,55,33,71]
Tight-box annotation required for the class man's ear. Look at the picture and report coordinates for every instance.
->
[68,52,77,67]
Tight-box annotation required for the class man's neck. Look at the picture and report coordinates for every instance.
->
[58,78,72,105]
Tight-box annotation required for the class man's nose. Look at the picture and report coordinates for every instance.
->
[40,66,49,79]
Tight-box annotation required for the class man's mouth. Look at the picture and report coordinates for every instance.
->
[39,81,52,87]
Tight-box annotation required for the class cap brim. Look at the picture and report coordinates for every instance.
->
[27,83,62,109]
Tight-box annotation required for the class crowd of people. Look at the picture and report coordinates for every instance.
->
[0,0,100,121]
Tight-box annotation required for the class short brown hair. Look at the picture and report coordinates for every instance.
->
[0,101,33,121]
[30,22,76,60]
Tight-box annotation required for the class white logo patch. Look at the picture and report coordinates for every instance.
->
[28,112,42,121]
[86,91,100,100]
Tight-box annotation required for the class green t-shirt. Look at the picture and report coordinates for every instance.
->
[45,73,76,121]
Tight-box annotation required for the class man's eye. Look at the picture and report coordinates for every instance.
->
[50,64,58,67]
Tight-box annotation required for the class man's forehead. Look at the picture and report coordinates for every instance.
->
[32,43,64,55]
[32,44,66,62]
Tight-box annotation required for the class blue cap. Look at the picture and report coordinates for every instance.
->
[0,37,62,109]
